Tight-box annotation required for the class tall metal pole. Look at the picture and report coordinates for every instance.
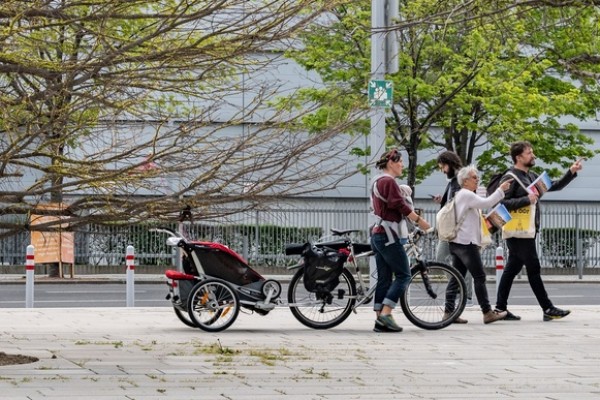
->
[368,0,387,295]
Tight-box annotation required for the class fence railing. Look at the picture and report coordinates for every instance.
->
[2,205,600,276]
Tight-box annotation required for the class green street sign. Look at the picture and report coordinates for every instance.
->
[368,80,393,108]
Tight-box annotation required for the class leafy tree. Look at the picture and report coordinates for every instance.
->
[0,0,357,238]
[283,0,600,190]
[469,5,600,178]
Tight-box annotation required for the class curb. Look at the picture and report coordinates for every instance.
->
[0,274,598,285]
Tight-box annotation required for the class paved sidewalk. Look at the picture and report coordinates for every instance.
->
[1,305,599,399]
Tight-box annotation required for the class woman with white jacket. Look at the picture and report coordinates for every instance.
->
[449,165,512,324]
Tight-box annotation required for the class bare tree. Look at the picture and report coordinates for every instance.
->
[0,0,363,239]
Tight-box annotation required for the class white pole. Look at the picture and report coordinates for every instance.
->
[126,245,135,307]
[495,245,504,296]
[368,0,387,299]
[25,245,35,308]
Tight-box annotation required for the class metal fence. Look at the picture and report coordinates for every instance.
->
[2,205,600,275]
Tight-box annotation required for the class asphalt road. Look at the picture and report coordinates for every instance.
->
[1,281,599,308]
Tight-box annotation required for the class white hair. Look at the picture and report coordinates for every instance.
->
[457,164,479,186]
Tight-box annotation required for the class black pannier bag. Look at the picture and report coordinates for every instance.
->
[301,244,348,295]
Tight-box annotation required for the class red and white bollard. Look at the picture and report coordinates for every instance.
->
[495,245,504,296]
[126,245,135,307]
[25,245,35,308]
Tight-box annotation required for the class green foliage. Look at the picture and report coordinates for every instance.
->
[282,0,600,192]
[540,228,600,268]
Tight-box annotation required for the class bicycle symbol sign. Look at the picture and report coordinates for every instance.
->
[368,80,393,108]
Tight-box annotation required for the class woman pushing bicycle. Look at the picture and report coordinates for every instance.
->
[370,149,431,332]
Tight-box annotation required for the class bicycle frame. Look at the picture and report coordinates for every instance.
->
[328,229,437,312]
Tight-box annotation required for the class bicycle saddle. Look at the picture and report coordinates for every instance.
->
[330,228,361,236]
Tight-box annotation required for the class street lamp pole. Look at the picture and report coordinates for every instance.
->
[369,0,398,297]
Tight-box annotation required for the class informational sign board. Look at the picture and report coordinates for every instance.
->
[368,80,393,108]
[30,203,74,265]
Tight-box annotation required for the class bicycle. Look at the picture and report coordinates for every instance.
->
[152,226,466,332]
[285,228,467,330]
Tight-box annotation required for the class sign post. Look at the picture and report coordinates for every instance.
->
[30,203,74,278]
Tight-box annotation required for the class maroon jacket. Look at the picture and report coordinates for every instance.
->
[372,175,412,233]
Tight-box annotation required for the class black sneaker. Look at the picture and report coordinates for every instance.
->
[543,307,571,321]
[373,317,402,332]
[500,310,521,321]
[373,320,393,332]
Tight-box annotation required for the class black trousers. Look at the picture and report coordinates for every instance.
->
[496,238,552,311]
[448,242,491,314]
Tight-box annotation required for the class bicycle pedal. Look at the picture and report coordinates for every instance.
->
[337,289,345,299]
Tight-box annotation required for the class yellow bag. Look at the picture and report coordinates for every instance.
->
[502,204,536,239]
[480,215,493,248]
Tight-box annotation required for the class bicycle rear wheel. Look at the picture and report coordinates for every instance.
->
[174,307,196,328]
[187,278,240,332]
[287,268,356,329]
[400,261,466,330]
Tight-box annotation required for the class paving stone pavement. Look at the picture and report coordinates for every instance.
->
[1,305,599,400]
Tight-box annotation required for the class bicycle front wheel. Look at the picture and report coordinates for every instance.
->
[187,279,240,332]
[287,268,356,330]
[400,261,466,330]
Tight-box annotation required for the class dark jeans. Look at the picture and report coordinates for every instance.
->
[496,238,552,311]
[448,242,491,314]
[370,233,411,311]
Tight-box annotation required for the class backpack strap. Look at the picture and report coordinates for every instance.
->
[505,172,529,192]
[455,200,468,230]
[371,174,388,203]
[445,176,459,203]
[449,195,469,236]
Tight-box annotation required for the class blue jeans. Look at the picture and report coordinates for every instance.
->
[371,233,411,311]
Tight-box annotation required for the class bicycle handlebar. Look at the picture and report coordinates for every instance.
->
[149,227,182,238]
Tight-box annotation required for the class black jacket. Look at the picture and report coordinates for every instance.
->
[440,177,461,208]
[500,167,577,231]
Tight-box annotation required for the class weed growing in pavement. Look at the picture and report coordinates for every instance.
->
[74,340,123,348]
[193,342,239,356]
[248,349,288,366]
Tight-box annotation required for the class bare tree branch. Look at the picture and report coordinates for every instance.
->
[0,0,362,237]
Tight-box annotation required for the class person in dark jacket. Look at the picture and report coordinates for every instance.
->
[495,141,583,321]
[433,151,473,320]
[433,151,462,208]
